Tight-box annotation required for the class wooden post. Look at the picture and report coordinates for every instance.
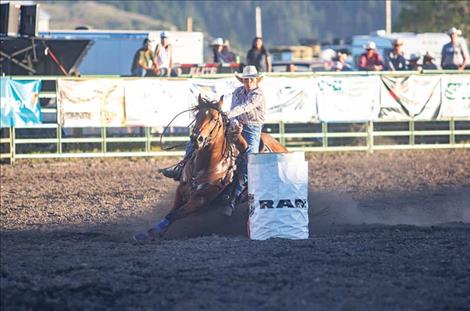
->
[255,7,262,38]
[186,16,193,32]
[385,0,392,34]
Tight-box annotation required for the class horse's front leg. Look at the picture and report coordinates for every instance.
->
[166,184,223,221]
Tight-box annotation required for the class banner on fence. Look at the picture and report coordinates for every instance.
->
[125,79,192,127]
[188,77,317,123]
[380,75,441,120]
[315,76,380,122]
[58,79,125,127]
[0,78,42,127]
[439,75,470,118]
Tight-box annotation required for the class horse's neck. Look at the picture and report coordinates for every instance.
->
[194,133,227,172]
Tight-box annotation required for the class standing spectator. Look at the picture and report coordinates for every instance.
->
[441,27,469,70]
[246,37,272,72]
[384,38,407,71]
[332,52,353,71]
[407,53,422,71]
[154,32,177,77]
[211,38,226,64]
[131,38,154,77]
[422,52,438,70]
[358,42,384,71]
[221,40,237,63]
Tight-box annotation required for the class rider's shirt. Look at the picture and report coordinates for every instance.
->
[227,86,266,125]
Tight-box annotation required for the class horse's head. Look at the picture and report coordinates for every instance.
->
[191,95,226,149]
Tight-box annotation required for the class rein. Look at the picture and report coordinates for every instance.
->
[159,108,196,151]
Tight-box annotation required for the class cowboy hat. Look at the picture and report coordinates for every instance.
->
[447,27,462,36]
[235,66,264,83]
[211,38,224,46]
[364,41,376,50]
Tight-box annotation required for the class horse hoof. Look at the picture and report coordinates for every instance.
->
[133,229,162,242]
[133,230,150,242]
[222,205,234,217]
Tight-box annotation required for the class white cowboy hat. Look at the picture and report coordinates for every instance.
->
[447,27,462,36]
[235,66,264,82]
[364,41,376,50]
[211,38,224,46]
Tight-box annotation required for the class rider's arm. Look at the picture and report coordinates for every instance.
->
[227,90,264,119]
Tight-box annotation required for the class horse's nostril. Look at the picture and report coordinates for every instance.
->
[197,136,204,143]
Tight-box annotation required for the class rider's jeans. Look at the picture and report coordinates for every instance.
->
[235,124,262,198]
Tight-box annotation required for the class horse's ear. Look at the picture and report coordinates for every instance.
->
[198,94,202,104]
[218,95,224,107]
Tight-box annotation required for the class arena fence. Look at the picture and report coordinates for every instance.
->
[1,74,469,164]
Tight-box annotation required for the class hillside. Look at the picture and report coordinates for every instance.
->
[42,0,402,52]
[41,2,178,31]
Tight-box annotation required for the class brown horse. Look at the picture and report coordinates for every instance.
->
[134,95,287,241]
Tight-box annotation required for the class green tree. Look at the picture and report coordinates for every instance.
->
[395,0,470,39]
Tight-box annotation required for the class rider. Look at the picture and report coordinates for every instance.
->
[161,65,266,214]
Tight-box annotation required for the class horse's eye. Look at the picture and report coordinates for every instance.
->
[205,111,209,115]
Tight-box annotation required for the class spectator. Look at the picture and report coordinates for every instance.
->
[131,38,154,77]
[422,52,438,70]
[154,32,177,77]
[221,40,237,63]
[384,38,407,71]
[441,27,469,70]
[211,38,226,64]
[246,37,272,72]
[407,53,422,71]
[358,42,383,71]
[286,64,297,72]
[332,52,353,71]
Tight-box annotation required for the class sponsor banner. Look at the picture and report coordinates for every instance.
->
[58,79,125,127]
[315,76,380,122]
[124,79,192,127]
[0,78,42,127]
[261,77,317,122]
[188,78,236,112]
[380,75,441,120]
[439,75,470,118]
[188,77,317,123]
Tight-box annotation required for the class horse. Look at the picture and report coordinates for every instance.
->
[134,95,287,241]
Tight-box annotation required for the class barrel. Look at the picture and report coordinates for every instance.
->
[247,152,309,240]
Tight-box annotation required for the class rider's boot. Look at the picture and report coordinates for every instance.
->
[159,160,186,181]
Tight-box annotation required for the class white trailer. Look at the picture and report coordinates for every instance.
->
[39,29,204,75]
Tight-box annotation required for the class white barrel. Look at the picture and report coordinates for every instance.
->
[248,152,309,240]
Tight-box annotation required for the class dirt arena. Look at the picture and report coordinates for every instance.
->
[1,150,470,310]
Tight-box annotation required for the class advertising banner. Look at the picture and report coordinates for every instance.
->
[57,79,125,127]
[261,77,317,123]
[315,76,380,122]
[0,78,42,127]
[439,75,470,118]
[188,77,317,123]
[380,75,441,120]
[124,79,192,127]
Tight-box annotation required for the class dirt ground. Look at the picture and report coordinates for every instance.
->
[1,149,470,310]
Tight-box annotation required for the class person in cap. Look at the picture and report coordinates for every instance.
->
[221,39,237,63]
[384,38,407,71]
[131,38,155,77]
[154,32,177,77]
[211,37,227,64]
[246,37,272,72]
[422,52,438,70]
[441,27,469,70]
[160,65,266,215]
[407,53,422,71]
[332,52,353,72]
[358,41,384,71]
